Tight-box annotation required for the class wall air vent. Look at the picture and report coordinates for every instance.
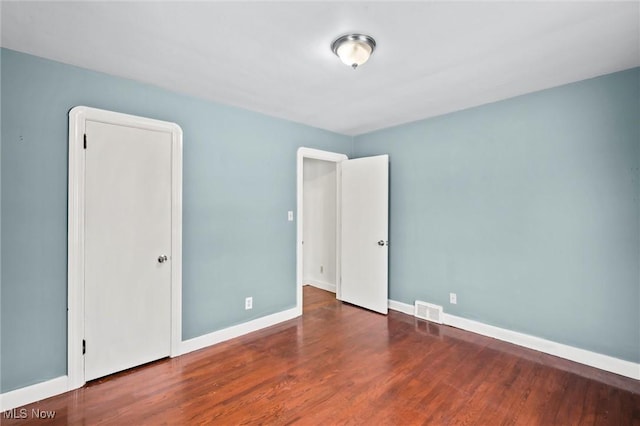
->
[414,301,443,324]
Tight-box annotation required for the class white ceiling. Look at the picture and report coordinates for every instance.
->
[1,1,638,136]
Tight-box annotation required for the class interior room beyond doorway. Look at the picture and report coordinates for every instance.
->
[302,157,338,294]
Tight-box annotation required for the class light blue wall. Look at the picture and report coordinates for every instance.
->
[0,48,351,392]
[1,47,638,395]
[354,68,640,363]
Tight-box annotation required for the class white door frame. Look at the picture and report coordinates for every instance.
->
[296,147,347,314]
[67,106,183,390]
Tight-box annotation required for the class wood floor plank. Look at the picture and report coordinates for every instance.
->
[3,286,639,425]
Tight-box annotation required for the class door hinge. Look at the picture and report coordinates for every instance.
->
[82,339,86,355]
[83,133,87,149]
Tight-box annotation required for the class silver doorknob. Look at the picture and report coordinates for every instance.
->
[378,240,385,246]
[158,255,168,263]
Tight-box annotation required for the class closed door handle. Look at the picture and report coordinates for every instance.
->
[378,240,385,246]
[158,255,168,263]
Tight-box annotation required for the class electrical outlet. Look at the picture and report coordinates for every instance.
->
[287,211,294,221]
[245,297,253,310]
[320,265,323,274]
[449,293,457,304]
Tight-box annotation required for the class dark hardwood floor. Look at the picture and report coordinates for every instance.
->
[3,286,639,425]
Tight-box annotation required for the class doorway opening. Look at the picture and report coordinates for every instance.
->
[296,148,346,314]
[303,158,337,292]
[295,147,390,316]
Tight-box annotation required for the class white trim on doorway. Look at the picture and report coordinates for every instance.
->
[67,106,183,391]
[296,148,347,315]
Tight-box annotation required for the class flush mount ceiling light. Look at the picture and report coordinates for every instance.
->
[331,34,376,70]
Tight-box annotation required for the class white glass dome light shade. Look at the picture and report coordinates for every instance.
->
[336,40,372,68]
[331,34,376,69]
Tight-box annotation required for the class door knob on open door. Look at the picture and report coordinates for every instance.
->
[158,255,168,263]
[378,240,385,246]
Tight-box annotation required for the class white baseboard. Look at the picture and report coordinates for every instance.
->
[0,376,69,412]
[388,299,414,315]
[1,307,300,411]
[388,299,640,380]
[443,313,640,380]
[179,307,300,355]
[3,301,636,412]
[305,279,336,293]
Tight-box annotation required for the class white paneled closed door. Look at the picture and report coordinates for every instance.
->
[84,120,172,381]
[340,155,389,314]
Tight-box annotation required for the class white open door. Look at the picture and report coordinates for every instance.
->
[339,155,389,314]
